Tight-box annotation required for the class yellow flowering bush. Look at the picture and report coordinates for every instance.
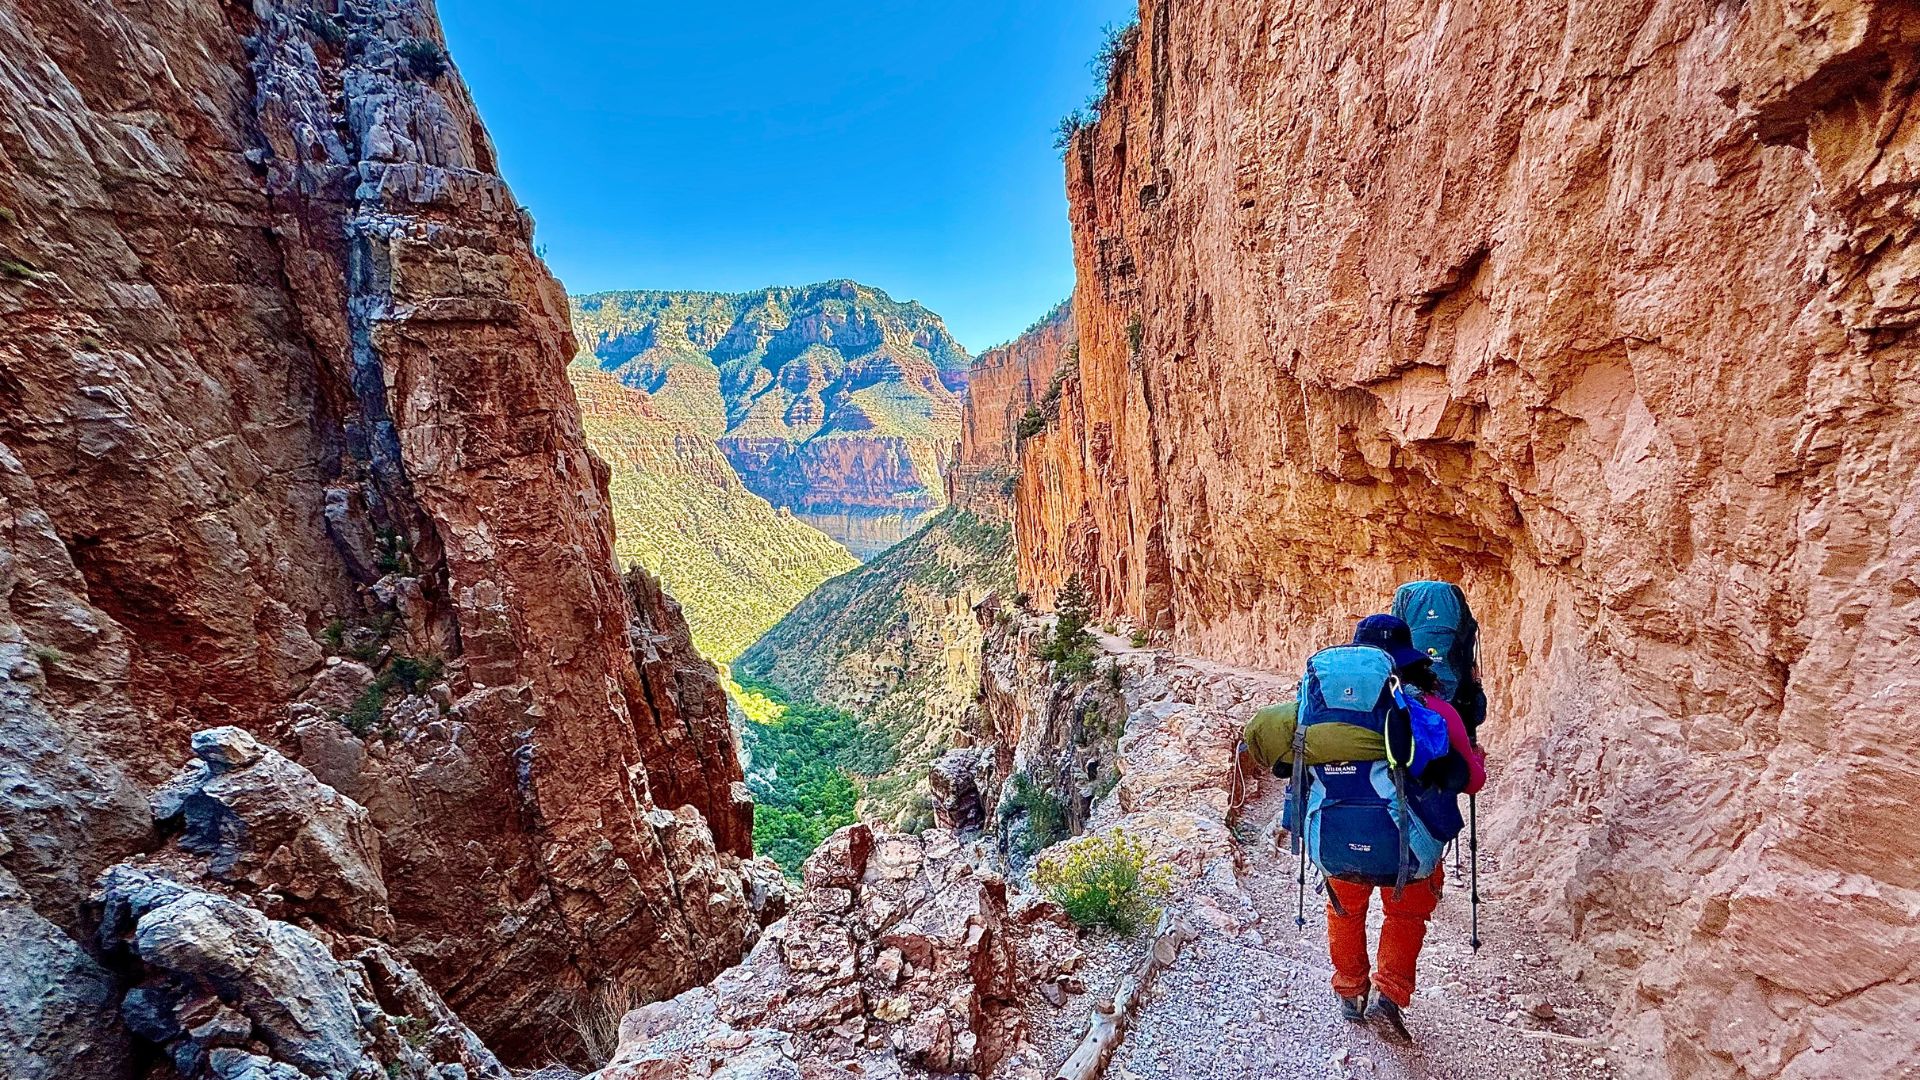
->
[1033,829,1173,935]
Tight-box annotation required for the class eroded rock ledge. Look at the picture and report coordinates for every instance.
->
[589,824,1083,1080]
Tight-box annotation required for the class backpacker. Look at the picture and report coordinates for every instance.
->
[1285,646,1452,893]
[1300,761,1449,888]
[1392,580,1487,735]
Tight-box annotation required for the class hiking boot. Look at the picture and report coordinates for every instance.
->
[1337,985,1369,1022]
[1368,996,1413,1043]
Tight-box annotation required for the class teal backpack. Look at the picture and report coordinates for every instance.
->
[1392,580,1486,736]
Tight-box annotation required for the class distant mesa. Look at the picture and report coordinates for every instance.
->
[571,281,971,560]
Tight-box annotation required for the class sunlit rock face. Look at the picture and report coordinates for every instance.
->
[571,282,971,559]
[950,300,1076,520]
[0,0,769,1066]
[1017,2,1920,1076]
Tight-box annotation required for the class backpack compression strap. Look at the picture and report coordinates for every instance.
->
[1382,675,1414,899]
[1290,718,1309,929]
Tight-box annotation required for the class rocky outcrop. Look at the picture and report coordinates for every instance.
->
[92,727,507,1080]
[572,283,971,559]
[569,363,857,663]
[970,602,1250,921]
[161,726,392,937]
[949,301,1075,519]
[0,0,768,1064]
[622,564,758,859]
[586,824,1082,1080]
[1019,2,1920,1076]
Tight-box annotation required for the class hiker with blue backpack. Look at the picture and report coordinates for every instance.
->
[1238,582,1487,1043]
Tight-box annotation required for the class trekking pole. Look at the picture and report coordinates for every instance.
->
[1290,724,1309,931]
[1468,792,1482,952]
[1295,831,1308,930]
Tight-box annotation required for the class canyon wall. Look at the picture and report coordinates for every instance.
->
[572,283,971,559]
[949,299,1075,517]
[0,0,766,1067]
[1021,2,1920,1077]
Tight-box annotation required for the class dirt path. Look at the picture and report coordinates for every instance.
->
[1031,639,1626,1080]
[1103,781,1617,1080]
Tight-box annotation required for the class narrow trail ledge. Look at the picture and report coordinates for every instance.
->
[986,618,1624,1080]
[587,612,1621,1079]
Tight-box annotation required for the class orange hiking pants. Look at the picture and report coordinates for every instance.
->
[1326,867,1444,1007]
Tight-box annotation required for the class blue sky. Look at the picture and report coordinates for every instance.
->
[439,1,1137,352]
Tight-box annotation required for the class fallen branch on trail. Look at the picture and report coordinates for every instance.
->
[1515,1028,1606,1049]
[1052,909,1198,1080]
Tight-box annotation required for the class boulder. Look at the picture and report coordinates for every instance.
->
[929,748,992,834]
[589,827,1077,1080]
[168,727,391,936]
[96,865,507,1080]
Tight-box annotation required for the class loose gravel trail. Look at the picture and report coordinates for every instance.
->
[1108,778,1619,1079]
[1032,639,1631,1080]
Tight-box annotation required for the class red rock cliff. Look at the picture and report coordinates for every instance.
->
[0,0,762,1063]
[949,300,1076,519]
[1019,2,1920,1076]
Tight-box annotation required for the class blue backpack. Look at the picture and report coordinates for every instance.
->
[1285,646,1453,892]
[1393,580,1487,736]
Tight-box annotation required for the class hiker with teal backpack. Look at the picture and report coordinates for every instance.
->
[1252,597,1487,1043]
[1391,580,1489,953]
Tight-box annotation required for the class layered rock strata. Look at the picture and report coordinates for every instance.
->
[568,363,857,663]
[0,0,768,1064]
[1020,2,1920,1076]
[572,283,971,559]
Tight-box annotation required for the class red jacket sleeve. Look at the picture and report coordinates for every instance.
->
[1432,697,1485,794]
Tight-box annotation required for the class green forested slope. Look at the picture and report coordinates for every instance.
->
[736,507,1016,824]
[569,362,857,663]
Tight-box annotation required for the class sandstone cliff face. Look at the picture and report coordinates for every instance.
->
[0,0,765,1065]
[572,283,970,559]
[949,300,1076,518]
[1019,3,1920,1076]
